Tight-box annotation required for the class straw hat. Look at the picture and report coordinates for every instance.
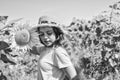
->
[34,16,68,34]
[37,16,58,27]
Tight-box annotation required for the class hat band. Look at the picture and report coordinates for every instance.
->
[39,20,57,25]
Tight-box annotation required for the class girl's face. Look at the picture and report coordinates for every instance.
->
[38,27,56,47]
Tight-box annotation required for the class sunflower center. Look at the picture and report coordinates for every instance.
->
[15,29,30,46]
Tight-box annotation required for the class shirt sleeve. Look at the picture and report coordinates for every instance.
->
[54,47,73,69]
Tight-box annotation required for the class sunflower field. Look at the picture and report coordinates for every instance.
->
[1,1,120,80]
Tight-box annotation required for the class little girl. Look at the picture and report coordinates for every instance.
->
[31,16,77,80]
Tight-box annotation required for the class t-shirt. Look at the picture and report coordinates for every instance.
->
[37,46,73,80]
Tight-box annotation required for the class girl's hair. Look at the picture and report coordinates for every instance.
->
[52,27,64,45]
[37,26,64,46]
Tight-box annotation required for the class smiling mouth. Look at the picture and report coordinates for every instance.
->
[44,41,51,44]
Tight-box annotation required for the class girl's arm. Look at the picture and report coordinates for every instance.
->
[64,65,78,80]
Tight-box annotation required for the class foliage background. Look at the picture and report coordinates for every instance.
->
[1,1,120,80]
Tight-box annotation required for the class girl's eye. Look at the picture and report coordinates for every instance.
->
[47,31,53,35]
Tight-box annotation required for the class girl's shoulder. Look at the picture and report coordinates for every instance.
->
[53,46,72,69]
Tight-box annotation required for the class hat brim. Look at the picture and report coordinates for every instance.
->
[32,24,68,35]
[36,23,58,28]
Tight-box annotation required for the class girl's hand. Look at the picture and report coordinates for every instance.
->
[30,46,39,55]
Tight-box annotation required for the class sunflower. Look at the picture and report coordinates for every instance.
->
[10,23,41,53]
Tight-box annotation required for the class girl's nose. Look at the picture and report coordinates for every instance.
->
[44,33,49,39]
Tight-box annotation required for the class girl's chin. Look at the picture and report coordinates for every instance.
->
[44,43,53,47]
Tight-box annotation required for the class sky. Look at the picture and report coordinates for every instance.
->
[0,0,118,25]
